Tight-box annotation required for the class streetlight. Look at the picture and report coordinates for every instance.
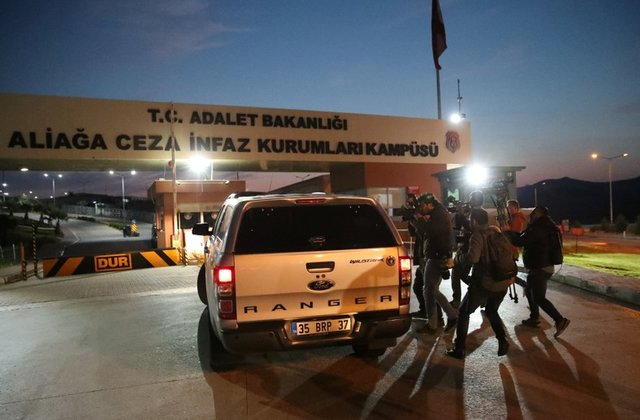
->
[44,173,62,206]
[534,181,546,207]
[109,170,136,222]
[591,152,629,224]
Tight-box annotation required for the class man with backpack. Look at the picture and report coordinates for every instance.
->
[446,208,514,359]
[508,206,571,338]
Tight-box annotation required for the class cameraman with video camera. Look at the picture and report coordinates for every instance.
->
[413,193,457,333]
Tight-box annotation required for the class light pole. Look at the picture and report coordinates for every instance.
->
[591,152,629,224]
[109,170,136,222]
[44,173,62,206]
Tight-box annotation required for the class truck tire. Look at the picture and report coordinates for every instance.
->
[197,265,207,305]
[197,308,243,372]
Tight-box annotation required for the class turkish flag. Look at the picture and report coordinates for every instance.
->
[431,0,447,70]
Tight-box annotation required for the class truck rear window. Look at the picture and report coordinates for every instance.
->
[234,204,397,254]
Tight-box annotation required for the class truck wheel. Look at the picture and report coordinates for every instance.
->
[197,308,243,372]
[352,343,386,358]
[197,265,207,305]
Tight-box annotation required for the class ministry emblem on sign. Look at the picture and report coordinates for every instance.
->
[445,131,460,153]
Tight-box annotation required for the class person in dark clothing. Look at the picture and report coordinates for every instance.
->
[446,208,511,359]
[414,193,457,332]
[402,194,427,317]
[450,202,471,307]
[508,206,570,338]
[449,191,485,308]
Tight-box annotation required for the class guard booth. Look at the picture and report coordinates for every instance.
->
[432,166,525,208]
[147,179,246,256]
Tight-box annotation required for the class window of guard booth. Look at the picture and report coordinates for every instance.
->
[444,188,461,211]
[368,187,405,218]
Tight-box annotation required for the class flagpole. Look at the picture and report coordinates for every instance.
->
[170,102,178,243]
[436,68,442,120]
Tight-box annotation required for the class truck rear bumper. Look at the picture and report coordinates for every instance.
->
[218,311,411,354]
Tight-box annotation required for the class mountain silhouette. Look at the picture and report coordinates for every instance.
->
[517,176,640,225]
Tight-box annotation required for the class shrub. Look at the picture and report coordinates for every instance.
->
[632,215,640,235]
[599,218,612,233]
[614,214,628,233]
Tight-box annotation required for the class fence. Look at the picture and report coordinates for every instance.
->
[63,205,154,223]
[0,244,21,266]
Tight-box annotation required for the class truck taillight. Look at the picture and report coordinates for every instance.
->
[214,266,236,319]
[398,256,412,306]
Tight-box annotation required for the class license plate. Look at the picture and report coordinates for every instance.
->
[292,318,351,337]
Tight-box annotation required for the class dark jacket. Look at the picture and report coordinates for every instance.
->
[510,215,559,269]
[457,223,512,292]
[415,202,452,260]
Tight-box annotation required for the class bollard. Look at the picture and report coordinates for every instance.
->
[20,243,27,281]
[32,223,39,278]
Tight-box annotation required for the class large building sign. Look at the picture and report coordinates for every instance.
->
[0,93,471,170]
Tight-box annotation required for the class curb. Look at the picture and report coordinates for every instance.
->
[552,271,640,307]
[1,268,37,285]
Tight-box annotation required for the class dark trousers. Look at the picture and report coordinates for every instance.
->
[525,268,563,323]
[454,284,507,351]
[451,261,471,303]
[412,264,444,320]
[412,265,426,312]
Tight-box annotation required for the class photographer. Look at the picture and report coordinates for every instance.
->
[450,190,485,307]
[414,193,457,333]
[401,194,427,317]
[450,201,470,307]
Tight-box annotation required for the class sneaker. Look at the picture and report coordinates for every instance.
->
[444,318,458,332]
[410,310,427,318]
[554,318,571,338]
[445,347,466,359]
[497,339,510,356]
[521,318,540,328]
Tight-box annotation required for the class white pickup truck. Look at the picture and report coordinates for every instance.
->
[192,193,412,358]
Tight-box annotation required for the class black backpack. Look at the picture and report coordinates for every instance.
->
[483,229,518,292]
[549,225,564,265]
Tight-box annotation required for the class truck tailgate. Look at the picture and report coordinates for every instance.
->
[234,248,401,322]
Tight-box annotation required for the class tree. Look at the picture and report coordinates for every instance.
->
[5,197,19,217]
[614,214,628,233]
[633,215,640,235]
[599,217,611,233]
[49,207,68,235]
[32,200,47,223]
[17,193,33,220]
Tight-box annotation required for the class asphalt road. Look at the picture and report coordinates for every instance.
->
[0,265,638,419]
[37,218,155,258]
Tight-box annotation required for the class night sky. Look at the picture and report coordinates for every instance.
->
[1,0,638,198]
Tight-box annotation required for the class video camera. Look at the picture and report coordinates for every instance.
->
[400,193,419,221]
[445,196,471,215]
